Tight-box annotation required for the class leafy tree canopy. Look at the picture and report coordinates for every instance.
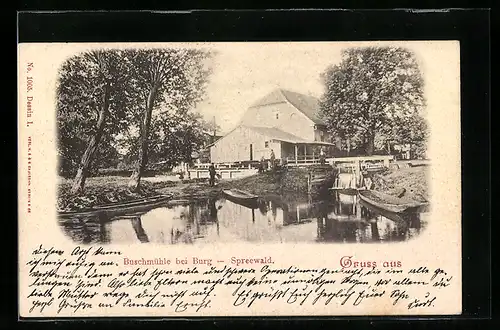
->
[319,46,428,157]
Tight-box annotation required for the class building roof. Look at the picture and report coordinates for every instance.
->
[245,126,308,143]
[249,89,325,125]
[244,125,335,145]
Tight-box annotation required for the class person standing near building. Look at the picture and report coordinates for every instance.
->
[259,156,266,173]
[319,147,326,165]
[208,163,217,186]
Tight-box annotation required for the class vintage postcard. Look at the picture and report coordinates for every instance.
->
[18,41,461,317]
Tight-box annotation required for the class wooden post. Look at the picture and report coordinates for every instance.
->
[355,160,360,188]
[307,173,311,194]
[384,158,390,168]
[294,144,298,165]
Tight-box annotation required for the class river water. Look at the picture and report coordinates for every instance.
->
[59,192,428,245]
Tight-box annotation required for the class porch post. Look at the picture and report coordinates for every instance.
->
[294,144,298,165]
[383,157,390,168]
[355,160,360,187]
[304,145,307,161]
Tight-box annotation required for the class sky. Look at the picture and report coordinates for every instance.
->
[33,40,460,137]
[188,41,459,135]
[192,42,344,134]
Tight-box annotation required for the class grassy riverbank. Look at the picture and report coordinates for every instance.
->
[57,169,316,212]
[57,165,428,212]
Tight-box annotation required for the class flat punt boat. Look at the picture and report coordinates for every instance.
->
[58,194,173,220]
[330,186,366,196]
[358,190,426,213]
[330,187,359,196]
[223,189,258,202]
[358,199,406,223]
[222,189,260,209]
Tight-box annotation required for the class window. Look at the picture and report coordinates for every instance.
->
[265,141,269,148]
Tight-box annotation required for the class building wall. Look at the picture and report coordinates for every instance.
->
[313,126,329,142]
[239,102,316,141]
[210,126,283,163]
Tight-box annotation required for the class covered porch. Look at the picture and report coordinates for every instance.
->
[281,141,336,166]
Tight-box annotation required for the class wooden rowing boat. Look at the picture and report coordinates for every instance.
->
[223,189,258,201]
[358,198,406,223]
[222,189,259,208]
[358,190,426,213]
[331,187,359,196]
[330,186,367,196]
[58,194,173,220]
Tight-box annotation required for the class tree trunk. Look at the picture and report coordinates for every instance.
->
[70,86,110,194]
[128,86,157,192]
[365,131,375,156]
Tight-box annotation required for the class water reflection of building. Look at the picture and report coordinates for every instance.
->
[260,197,315,226]
[59,194,425,245]
[174,199,222,242]
[314,197,423,243]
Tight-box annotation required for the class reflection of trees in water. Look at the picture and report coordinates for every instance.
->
[98,214,110,243]
[404,212,421,230]
[314,201,330,241]
[370,222,380,240]
[258,200,268,216]
[197,198,220,224]
[318,218,364,243]
[60,195,424,244]
[383,219,408,241]
[130,217,149,243]
[209,198,218,220]
[78,218,93,244]
[188,198,222,239]
[60,214,111,244]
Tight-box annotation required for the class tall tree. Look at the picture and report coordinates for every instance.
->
[319,47,427,155]
[57,50,133,193]
[127,48,212,191]
[152,110,208,168]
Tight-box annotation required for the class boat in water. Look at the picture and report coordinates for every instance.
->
[358,190,427,213]
[222,189,259,208]
[58,194,174,220]
[330,187,362,196]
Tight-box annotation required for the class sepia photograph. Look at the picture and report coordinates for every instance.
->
[55,42,432,246]
[19,8,487,317]
[18,37,464,317]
